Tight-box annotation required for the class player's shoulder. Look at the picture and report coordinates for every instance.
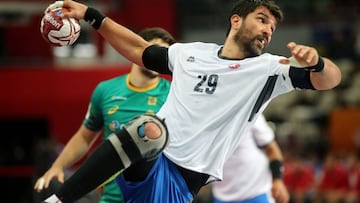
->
[96,75,126,89]
[157,77,171,91]
[260,53,287,63]
[170,41,220,51]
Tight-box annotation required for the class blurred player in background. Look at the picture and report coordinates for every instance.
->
[34,27,175,203]
[211,114,289,203]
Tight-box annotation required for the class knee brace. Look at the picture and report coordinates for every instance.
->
[108,114,169,168]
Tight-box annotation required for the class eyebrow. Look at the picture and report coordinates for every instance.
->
[258,12,269,19]
[258,12,277,30]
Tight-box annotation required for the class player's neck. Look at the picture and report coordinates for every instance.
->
[128,69,159,89]
[220,42,246,60]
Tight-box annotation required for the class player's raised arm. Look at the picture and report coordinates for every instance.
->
[287,42,341,90]
[97,18,150,67]
[59,0,150,67]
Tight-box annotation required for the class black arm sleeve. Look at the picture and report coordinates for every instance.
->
[142,45,172,75]
[289,66,315,90]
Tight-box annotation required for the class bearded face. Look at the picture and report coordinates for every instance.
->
[231,7,276,58]
[233,20,269,57]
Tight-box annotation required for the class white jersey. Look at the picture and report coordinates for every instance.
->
[212,114,275,202]
[157,42,294,181]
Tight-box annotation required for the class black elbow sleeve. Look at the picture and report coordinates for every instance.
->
[289,67,315,90]
[142,45,171,74]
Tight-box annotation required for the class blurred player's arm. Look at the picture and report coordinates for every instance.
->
[263,141,290,203]
[34,125,100,192]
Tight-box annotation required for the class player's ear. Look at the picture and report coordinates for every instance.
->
[230,14,242,30]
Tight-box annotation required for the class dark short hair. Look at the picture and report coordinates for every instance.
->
[226,0,284,36]
[138,27,176,45]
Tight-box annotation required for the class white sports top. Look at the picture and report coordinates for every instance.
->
[212,114,275,202]
[157,42,294,181]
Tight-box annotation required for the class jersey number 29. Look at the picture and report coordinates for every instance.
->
[194,74,218,94]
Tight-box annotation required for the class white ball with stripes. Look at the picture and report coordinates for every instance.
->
[40,7,80,46]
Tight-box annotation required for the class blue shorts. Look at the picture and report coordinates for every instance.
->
[115,154,193,203]
[214,193,271,203]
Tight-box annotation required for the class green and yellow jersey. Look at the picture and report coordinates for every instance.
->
[83,74,170,203]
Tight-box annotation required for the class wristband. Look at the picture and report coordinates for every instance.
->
[84,7,106,30]
[304,56,324,72]
[269,160,283,179]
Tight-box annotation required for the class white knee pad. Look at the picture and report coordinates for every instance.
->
[108,114,169,168]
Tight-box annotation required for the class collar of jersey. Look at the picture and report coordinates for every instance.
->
[218,47,243,60]
[126,74,159,92]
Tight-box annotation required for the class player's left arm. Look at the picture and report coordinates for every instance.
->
[263,141,290,203]
[287,42,341,90]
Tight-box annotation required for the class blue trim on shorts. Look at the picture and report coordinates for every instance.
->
[214,193,270,203]
[115,154,193,203]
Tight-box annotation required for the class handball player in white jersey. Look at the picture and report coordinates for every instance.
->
[212,114,289,203]
[42,0,341,202]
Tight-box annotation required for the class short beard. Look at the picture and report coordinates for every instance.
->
[140,68,159,79]
[234,25,262,57]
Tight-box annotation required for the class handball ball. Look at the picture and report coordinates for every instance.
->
[40,8,80,46]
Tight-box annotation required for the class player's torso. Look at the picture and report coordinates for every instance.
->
[161,42,291,179]
[166,42,282,123]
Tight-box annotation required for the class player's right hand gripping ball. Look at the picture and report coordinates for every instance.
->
[40,7,80,46]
